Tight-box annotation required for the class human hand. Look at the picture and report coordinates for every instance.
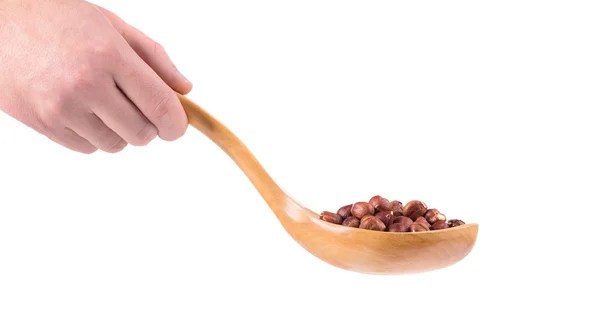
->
[0,0,192,153]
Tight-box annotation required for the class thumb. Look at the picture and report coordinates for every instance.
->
[95,5,193,95]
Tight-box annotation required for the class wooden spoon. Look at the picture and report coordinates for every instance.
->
[177,93,479,275]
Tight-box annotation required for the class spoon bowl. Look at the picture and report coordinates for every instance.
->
[177,94,479,275]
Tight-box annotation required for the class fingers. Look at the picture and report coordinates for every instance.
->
[92,85,158,146]
[44,87,158,154]
[46,128,98,155]
[64,112,128,153]
[94,4,190,142]
[111,50,190,142]
[95,5,193,95]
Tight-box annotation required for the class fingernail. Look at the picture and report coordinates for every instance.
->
[177,68,191,85]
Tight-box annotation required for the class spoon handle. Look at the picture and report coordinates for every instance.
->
[176,93,287,211]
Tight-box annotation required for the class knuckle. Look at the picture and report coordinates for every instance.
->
[88,39,117,60]
[39,99,67,127]
[96,128,126,153]
[65,65,95,92]
[153,41,166,56]
[133,122,157,146]
[102,138,127,153]
[55,63,98,104]
[150,91,173,121]
[147,91,187,141]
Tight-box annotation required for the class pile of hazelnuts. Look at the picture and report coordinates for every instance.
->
[319,195,465,232]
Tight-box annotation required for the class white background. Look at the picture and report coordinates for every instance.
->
[1,0,599,320]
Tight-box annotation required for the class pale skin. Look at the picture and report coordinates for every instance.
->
[0,0,193,154]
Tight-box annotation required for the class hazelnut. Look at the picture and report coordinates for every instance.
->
[424,209,447,225]
[351,202,375,219]
[415,216,431,228]
[392,215,413,225]
[359,216,386,231]
[342,216,360,228]
[337,204,353,219]
[368,195,382,208]
[375,210,395,227]
[410,222,430,232]
[404,200,427,220]
[378,199,392,211]
[368,195,392,212]
[320,211,343,224]
[388,216,413,232]
[390,200,404,216]
[448,219,465,228]
[431,221,449,230]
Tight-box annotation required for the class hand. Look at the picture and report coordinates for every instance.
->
[0,0,193,154]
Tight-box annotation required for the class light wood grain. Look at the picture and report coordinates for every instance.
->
[177,93,479,275]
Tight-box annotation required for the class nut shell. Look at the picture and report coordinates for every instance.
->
[368,195,383,209]
[390,200,404,216]
[359,216,386,231]
[388,216,413,232]
[409,222,430,232]
[342,216,360,228]
[337,204,353,219]
[320,211,343,224]
[369,195,392,212]
[404,200,428,220]
[375,210,395,227]
[378,198,392,211]
[431,221,449,230]
[424,209,447,224]
[351,202,375,219]
[448,219,466,228]
[415,216,431,228]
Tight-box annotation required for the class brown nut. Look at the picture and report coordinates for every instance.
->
[336,204,353,219]
[404,200,427,220]
[320,211,343,224]
[359,216,386,231]
[448,219,466,228]
[431,221,449,230]
[379,199,392,211]
[392,215,413,225]
[351,202,375,219]
[388,216,413,232]
[368,195,383,209]
[368,195,392,212]
[390,200,404,216]
[342,216,360,228]
[375,210,395,227]
[409,222,430,232]
[415,216,431,228]
[424,209,447,225]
